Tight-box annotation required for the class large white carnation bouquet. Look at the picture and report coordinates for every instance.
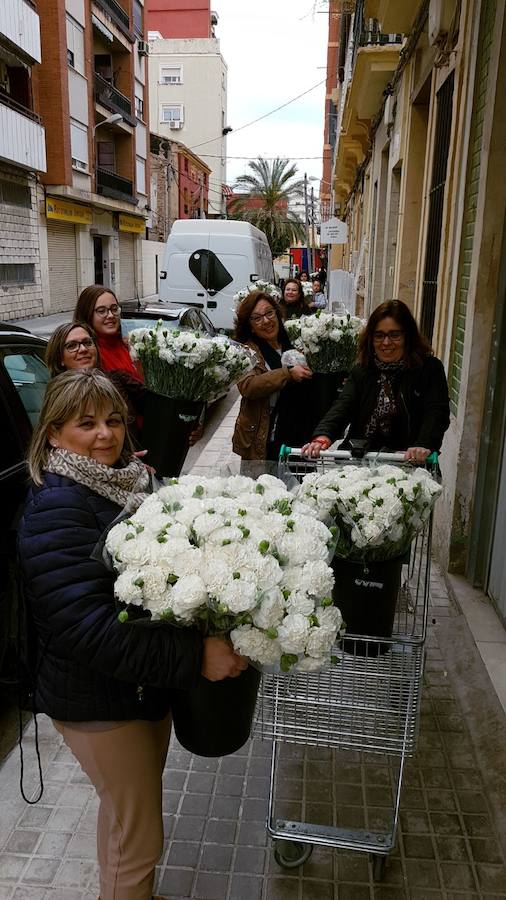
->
[233,280,282,305]
[105,473,344,673]
[128,321,254,402]
[285,311,365,373]
[294,464,442,562]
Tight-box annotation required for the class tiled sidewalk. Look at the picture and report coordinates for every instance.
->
[1,412,506,898]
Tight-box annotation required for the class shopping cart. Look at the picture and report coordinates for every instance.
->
[253,447,438,880]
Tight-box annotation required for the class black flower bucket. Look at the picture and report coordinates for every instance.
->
[311,371,347,423]
[169,665,261,757]
[332,556,404,656]
[141,391,203,478]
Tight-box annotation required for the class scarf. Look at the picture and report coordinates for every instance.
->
[365,359,406,442]
[254,331,292,371]
[45,448,150,510]
[96,332,143,382]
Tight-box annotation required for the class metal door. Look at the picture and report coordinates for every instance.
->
[47,222,78,312]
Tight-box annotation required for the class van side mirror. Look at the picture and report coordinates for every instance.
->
[159,271,167,280]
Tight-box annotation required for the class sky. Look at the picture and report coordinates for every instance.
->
[199,1,329,196]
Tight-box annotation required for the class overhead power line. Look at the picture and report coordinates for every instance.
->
[189,78,326,151]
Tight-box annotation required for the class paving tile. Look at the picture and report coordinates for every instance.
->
[475,863,506,891]
[429,812,463,835]
[0,855,30,882]
[199,842,234,873]
[214,775,244,797]
[17,807,53,829]
[53,859,97,888]
[456,790,489,813]
[193,871,229,899]
[403,858,441,889]
[264,876,300,900]
[337,854,370,882]
[338,886,371,900]
[462,813,495,837]
[229,874,264,900]
[179,792,211,817]
[469,838,504,864]
[4,831,41,854]
[66,832,96,859]
[22,857,60,885]
[0,887,14,900]
[159,867,194,898]
[172,815,206,842]
[204,819,237,844]
[402,834,435,858]
[233,845,265,874]
[218,755,249,776]
[35,831,72,857]
[12,889,47,900]
[45,808,83,832]
[439,862,477,890]
[425,788,457,811]
[434,835,470,861]
[240,797,268,822]
[185,772,215,793]
[237,821,268,847]
[209,796,241,819]
[299,879,334,900]
[165,841,201,868]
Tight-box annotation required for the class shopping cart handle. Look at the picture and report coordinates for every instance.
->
[279,444,291,460]
[426,451,439,465]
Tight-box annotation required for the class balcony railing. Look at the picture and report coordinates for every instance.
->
[93,0,134,42]
[0,98,45,171]
[96,167,135,204]
[94,73,135,127]
[0,91,42,123]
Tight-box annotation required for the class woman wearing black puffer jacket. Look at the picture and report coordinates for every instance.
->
[17,369,246,900]
[302,299,450,462]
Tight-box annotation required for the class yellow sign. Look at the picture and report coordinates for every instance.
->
[46,197,93,225]
[118,213,145,234]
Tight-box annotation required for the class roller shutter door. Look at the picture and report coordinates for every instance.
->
[47,222,78,313]
[119,232,135,301]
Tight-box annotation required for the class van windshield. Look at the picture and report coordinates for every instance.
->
[189,249,233,293]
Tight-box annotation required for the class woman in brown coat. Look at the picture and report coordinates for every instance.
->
[232,291,312,462]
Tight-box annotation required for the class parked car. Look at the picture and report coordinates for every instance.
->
[0,324,51,681]
[121,303,217,337]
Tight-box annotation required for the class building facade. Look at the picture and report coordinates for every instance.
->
[147,32,227,217]
[0,0,47,320]
[35,0,150,312]
[146,0,217,39]
[325,0,506,620]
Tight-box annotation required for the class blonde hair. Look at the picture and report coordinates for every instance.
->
[28,369,134,485]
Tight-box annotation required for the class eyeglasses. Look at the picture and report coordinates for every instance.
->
[250,309,277,325]
[94,304,120,318]
[64,337,95,353]
[373,329,404,343]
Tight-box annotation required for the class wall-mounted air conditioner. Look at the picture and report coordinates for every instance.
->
[137,41,149,56]
[169,121,182,130]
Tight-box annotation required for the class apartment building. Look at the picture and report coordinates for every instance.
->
[325,0,506,618]
[35,0,150,311]
[0,0,46,320]
[147,6,227,218]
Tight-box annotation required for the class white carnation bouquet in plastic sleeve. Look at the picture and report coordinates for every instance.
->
[286,311,365,373]
[233,280,281,306]
[294,464,442,562]
[106,473,344,673]
[128,320,254,402]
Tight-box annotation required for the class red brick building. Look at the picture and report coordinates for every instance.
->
[146,0,216,39]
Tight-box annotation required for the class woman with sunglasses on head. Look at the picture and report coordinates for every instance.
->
[302,299,450,463]
[45,322,146,445]
[233,291,313,464]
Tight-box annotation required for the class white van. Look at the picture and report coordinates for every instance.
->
[159,219,274,331]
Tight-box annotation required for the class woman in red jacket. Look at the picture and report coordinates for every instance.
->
[74,285,142,381]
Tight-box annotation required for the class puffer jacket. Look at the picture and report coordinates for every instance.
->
[17,473,203,722]
[312,356,450,452]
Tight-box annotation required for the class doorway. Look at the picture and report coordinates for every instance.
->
[94,236,104,285]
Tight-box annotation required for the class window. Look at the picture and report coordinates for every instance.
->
[94,54,113,81]
[135,80,144,119]
[0,264,35,286]
[184,157,188,173]
[188,250,233,294]
[136,157,146,194]
[97,141,115,171]
[66,15,85,75]
[70,120,88,170]
[133,0,143,37]
[161,105,183,123]
[3,351,51,427]
[0,180,31,208]
[160,66,182,84]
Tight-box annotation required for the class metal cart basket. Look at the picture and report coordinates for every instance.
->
[253,448,437,879]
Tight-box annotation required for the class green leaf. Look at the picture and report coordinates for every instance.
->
[167,573,178,585]
[125,533,135,541]
[233,571,241,580]
[255,483,265,494]
[118,610,129,623]
[258,540,270,555]
[133,577,144,588]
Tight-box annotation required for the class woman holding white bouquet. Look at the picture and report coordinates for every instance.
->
[302,299,450,462]
[233,291,313,462]
[17,369,246,900]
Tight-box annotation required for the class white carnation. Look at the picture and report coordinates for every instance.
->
[169,574,207,620]
[277,613,311,654]
[230,624,282,665]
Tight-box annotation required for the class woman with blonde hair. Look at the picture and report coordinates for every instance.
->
[18,369,246,900]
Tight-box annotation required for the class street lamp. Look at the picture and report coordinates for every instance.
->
[93,113,123,136]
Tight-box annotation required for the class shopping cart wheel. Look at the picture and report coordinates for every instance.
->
[372,854,387,881]
[273,839,313,869]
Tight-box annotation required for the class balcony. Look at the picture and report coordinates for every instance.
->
[93,0,134,42]
[0,95,46,172]
[94,73,136,127]
[0,0,41,64]
[364,0,419,33]
[96,167,135,204]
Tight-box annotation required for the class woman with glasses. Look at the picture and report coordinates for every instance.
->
[45,322,146,445]
[302,299,450,462]
[233,291,313,463]
[74,286,142,382]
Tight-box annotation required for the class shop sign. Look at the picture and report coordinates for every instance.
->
[320,217,348,245]
[118,213,145,234]
[46,197,93,225]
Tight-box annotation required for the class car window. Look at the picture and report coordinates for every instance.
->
[180,309,202,330]
[2,349,51,427]
[199,312,216,336]
[122,316,178,335]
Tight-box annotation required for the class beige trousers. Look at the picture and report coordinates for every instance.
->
[54,715,172,900]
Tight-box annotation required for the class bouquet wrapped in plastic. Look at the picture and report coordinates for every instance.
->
[285,311,365,373]
[128,321,254,402]
[106,473,344,673]
[233,280,281,305]
[294,464,442,562]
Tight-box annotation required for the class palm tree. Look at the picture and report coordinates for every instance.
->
[229,157,306,258]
